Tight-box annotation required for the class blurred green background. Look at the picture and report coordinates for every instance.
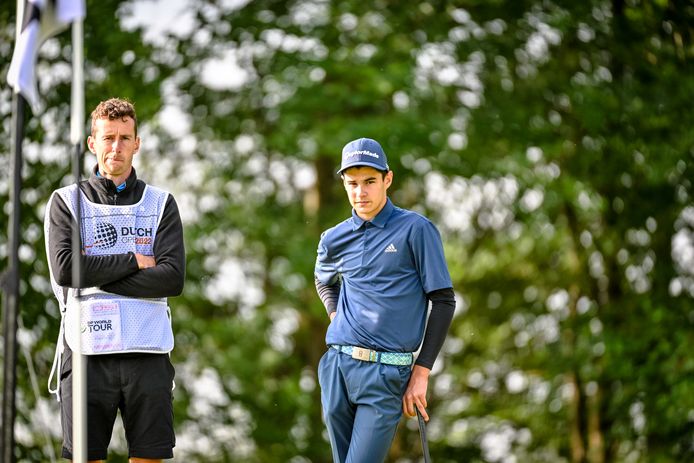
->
[1,0,694,461]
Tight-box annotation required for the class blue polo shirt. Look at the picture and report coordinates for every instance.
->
[315,198,452,353]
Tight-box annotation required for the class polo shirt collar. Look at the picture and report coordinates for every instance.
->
[351,198,394,230]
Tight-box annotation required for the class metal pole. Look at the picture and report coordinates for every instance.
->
[70,17,87,463]
[1,91,25,463]
[1,4,27,460]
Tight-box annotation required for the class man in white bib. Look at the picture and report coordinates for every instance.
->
[44,98,185,462]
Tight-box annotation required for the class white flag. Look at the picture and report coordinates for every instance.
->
[6,0,85,113]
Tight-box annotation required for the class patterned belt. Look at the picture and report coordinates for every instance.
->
[331,345,413,366]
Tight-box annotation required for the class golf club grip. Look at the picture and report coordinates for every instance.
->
[416,407,432,463]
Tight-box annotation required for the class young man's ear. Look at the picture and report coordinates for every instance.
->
[385,170,393,188]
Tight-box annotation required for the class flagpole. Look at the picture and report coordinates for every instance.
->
[1,91,25,463]
[1,1,27,460]
[70,16,87,463]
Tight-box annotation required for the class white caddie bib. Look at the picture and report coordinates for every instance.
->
[45,184,174,356]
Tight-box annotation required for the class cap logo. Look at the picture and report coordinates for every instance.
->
[345,150,380,159]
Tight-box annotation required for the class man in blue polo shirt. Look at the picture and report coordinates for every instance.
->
[315,137,456,462]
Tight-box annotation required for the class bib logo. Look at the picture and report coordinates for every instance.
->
[90,223,154,248]
[94,222,118,249]
[82,320,113,333]
[121,226,153,245]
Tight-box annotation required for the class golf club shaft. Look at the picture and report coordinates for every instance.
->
[416,407,432,463]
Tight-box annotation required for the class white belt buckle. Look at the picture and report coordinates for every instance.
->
[352,346,375,362]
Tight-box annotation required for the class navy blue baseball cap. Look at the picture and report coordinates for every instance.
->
[337,138,390,175]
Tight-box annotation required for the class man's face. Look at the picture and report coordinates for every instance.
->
[342,166,393,221]
[87,116,140,180]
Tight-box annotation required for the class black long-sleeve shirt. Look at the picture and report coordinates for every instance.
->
[46,166,185,300]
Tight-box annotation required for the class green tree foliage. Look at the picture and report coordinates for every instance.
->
[1,1,693,462]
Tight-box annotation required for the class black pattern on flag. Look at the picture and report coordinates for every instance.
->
[6,0,85,113]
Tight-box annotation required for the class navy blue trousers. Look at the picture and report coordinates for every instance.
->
[318,347,412,463]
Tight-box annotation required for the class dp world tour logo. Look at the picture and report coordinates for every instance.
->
[93,222,118,249]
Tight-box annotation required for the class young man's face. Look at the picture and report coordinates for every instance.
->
[88,116,140,180]
[342,166,393,221]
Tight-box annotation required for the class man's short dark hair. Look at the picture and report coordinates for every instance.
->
[90,98,138,136]
[340,169,389,180]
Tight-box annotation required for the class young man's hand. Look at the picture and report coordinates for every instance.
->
[402,365,430,421]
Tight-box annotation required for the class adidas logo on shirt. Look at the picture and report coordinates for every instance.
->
[384,243,397,253]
